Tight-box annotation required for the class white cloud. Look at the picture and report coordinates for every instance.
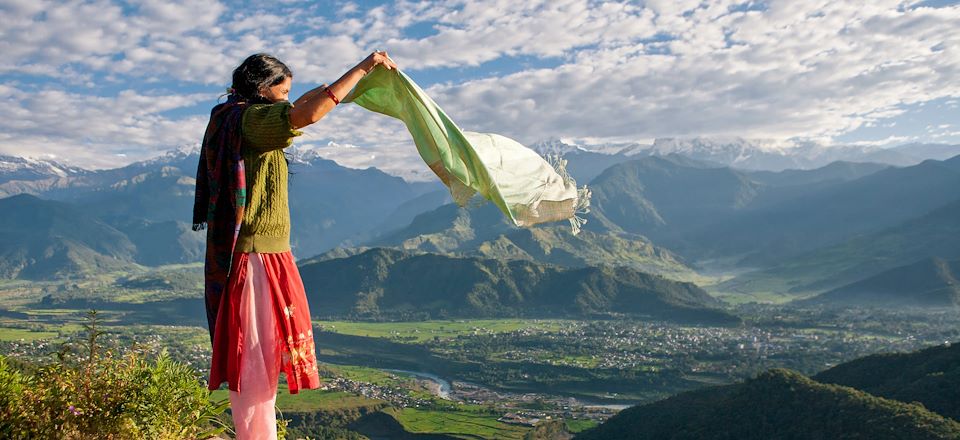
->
[377,1,658,69]
[420,0,960,144]
[0,86,212,168]
[0,0,958,176]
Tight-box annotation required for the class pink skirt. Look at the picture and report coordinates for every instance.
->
[208,250,323,394]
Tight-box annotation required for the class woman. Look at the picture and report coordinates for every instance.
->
[193,51,397,439]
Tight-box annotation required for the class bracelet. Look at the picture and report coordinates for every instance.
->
[324,87,340,105]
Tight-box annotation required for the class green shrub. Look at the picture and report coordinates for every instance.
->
[0,310,230,439]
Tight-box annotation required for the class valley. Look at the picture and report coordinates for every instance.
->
[1,269,957,438]
[2,142,959,438]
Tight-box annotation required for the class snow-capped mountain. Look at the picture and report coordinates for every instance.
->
[287,144,332,164]
[639,137,808,170]
[138,144,201,167]
[532,138,655,156]
[530,138,593,157]
[574,137,950,171]
[0,154,89,184]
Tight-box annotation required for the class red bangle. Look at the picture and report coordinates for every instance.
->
[324,88,340,105]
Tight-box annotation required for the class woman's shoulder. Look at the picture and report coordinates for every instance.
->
[241,101,301,150]
[246,100,293,109]
[242,100,294,117]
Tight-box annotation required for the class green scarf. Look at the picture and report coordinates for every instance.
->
[344,66,591,234]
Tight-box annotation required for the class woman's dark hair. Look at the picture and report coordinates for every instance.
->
[230,53,297,174]
[230,53,293,103]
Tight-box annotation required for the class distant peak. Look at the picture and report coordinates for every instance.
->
[531,138,585,156]
[0,153,88,177]
[530,138,633,156]
[287,145,328,164]
[138,144,200,167]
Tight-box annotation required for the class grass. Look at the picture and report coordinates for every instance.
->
[111,290,199,303]
[0,327,59,341]
[706,289,798,305]
[313,318,574,342]
[276,389,382,412]
[0,319,85,341]
[324,363,418,387]
[565,418,601,433]
[383,406,530,439]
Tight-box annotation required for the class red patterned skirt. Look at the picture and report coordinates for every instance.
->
[208,250,322,394]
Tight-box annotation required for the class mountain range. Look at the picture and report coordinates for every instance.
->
[598,137,959,171]
[798,256,960,308]
[718,191,960,299]
[2,140,958,310]
[0,194,137,279]
[381,151,960,307]
[366,197,701,283]
[576,341,960,439]
[0,147,447,266]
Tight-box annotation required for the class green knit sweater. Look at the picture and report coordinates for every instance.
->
[234,101,302,253]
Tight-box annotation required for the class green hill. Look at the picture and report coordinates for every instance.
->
[575,367,960,440]
[473,225,695,282]
[0,193,207,278]
[367,198,701,282]
[298,247,739,325]
[584,155,764,245]
[742,160,889,187]
[798,256,960,308]
[112,217,205,266]
[0,194,137,279]
[718,198,960,297]
[813,342,960,421]
[693,155,960,267]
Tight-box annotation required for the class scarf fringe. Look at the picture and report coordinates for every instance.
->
[569,184,592,235]
[545,153,592,236]
[450,180,480,208]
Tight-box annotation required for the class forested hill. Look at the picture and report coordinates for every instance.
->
[574,367,960,440]
[0,194,138,279]
[813,342,960,421]
[798,256,960,308]
[298,247,739,325]
[575,341,960,439]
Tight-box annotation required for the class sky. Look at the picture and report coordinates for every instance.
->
[0,0,958,180]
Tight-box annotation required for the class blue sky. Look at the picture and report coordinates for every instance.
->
[0,0,957,179]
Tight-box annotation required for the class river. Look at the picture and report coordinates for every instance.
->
[382,368,452,399]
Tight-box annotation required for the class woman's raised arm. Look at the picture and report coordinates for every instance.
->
[288,51,397,130]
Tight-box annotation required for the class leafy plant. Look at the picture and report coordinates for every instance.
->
[0,309,230,439]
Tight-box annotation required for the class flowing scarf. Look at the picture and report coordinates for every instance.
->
[193,95,249,344]
[344,65,591,234]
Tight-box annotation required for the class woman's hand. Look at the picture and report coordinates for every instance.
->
[360,50,398,74]
[289,50,397,129]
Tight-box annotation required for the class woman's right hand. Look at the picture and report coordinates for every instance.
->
[360,50,398,74]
